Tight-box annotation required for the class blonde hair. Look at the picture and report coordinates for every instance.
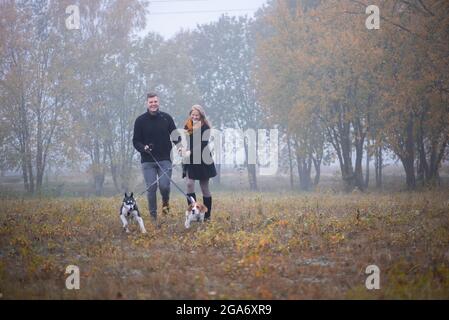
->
[184,104,211,134]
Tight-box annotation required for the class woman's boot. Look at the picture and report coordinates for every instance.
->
[203,196,212,220]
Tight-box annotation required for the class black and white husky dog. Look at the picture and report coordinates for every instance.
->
[120,192,147,234]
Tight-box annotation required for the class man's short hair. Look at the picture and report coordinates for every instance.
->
[147,92,158,99]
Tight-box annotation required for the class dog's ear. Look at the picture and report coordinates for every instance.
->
[199,203,208,213]
[187,203,193,211]
[130,192,134,198]
[124,192,128,198]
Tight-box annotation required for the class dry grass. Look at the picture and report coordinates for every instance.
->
[0,191,448,299]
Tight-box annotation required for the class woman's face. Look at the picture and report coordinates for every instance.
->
[191,110,201,122]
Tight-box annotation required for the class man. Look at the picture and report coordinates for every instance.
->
[133,92,181,224]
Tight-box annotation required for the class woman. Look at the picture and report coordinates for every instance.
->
[182,105,216,220]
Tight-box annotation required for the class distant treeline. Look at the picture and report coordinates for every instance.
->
[0,0,447,195]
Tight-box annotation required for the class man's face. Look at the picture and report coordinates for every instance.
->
[147,96,159,114]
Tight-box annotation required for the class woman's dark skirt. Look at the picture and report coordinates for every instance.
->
[182,162,217,180]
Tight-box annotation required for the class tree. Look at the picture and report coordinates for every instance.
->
[256,0,449,191]
[189,15,264,190]
[67,0,148,195]
[256,0,382,191]
[0,0,72,194]
[372,0,449,189]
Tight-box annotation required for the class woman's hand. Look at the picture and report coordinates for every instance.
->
[178,146,191,158]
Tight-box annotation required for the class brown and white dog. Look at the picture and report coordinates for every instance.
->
[185,200,208,229]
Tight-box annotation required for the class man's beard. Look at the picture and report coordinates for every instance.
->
[149,107,159,115]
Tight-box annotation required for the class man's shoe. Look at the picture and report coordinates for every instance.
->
[162,206,170,215]
[162,202,170,215]
[150,212,157,224]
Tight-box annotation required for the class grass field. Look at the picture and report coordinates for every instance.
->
[0,190,448,299]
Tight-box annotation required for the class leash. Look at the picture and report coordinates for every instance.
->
[141,148,194,203]
[136,166,171,197]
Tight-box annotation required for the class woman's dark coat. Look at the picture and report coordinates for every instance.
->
[182,123,217,180]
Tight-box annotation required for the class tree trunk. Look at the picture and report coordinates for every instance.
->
[244,138,257,191]
[107,144,121,193]
[294,140,312,191]
[306,157,312,189]
[341,118,355,192]
[401,116,416,190]
[402,157,416,190]
[21,150,29,192]
[93,139,105,196]
[111,163,119,192]
[341,158,355,192]
[287,134,294,189]
[326,123,355,192]
[312,157,321,187]
[298,157,312,191]
[324,103,356,193]
[26,146,34,194]
[416,125,428,186]
[426,139,446,187]
[19,94,34,194]
[36,107,43,194]
[354,141,365,191]
[247,163,257,191]
[365,140,370,189]
[353,117,366,191]
[375,145,383,189]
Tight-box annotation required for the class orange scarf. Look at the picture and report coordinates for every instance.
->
[184,119,202,135]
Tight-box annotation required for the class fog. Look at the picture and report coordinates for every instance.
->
[1,0,448,196]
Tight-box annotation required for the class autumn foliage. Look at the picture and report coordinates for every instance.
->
[1,192,448,299]
[255,0,449,191]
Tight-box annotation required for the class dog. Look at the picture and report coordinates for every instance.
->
[120,192,147,234]
[184,198,208,229]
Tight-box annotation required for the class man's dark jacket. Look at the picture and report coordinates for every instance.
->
[133,110,180,163]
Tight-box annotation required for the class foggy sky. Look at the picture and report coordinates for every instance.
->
[142,0,268,39]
